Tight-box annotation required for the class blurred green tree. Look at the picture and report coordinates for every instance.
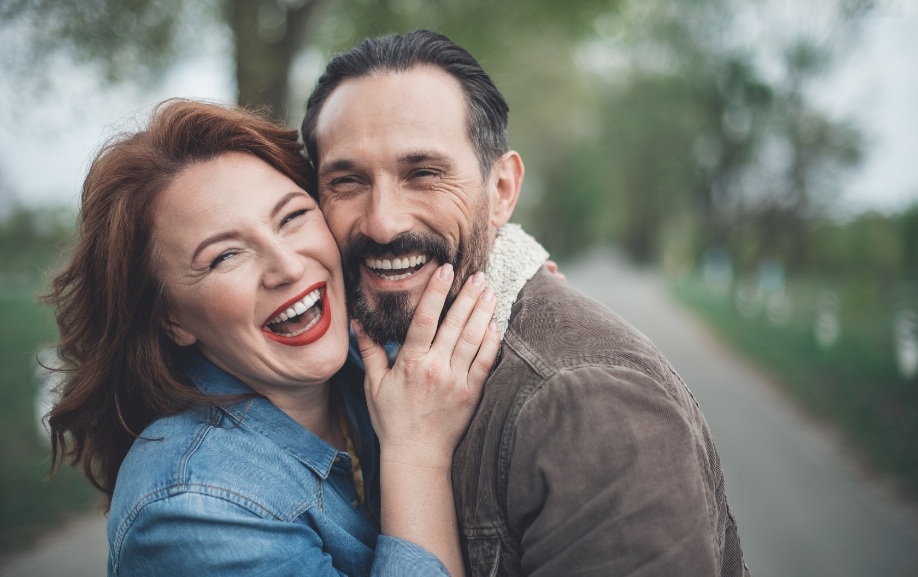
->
[0,0,877,270]
[0,203,73,278]
[0,0,326,120]
[0,0,616,123]
[564,0,872,266]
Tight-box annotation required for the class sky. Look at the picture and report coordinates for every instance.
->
[811,2,918,214]
[0,4,915,215]
[0,49,236,211]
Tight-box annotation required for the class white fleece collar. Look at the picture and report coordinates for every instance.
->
[483,224,549,335]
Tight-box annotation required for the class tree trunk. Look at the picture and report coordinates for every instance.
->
[226,0,323,123]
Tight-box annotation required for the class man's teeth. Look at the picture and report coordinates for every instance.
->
[270,288,320,324]
[365,254,428,271]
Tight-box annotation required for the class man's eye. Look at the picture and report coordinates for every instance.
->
[330,176,359,187]
[324,176,365,199]
[412,169,439,179]
[209,251,236,269]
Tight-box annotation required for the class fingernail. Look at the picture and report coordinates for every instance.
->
[350,320,364,337]
[439,263,454,280]
[488,321,498,332]
[483,288,495,302]
[471,271,485,287]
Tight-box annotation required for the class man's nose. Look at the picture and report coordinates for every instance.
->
[361,178,413,245]
[262,240,306,289]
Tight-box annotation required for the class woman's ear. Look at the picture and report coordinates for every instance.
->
[489,151,524,229]
[162,315,197,347]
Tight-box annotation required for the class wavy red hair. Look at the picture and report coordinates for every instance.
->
[44,99,312,505]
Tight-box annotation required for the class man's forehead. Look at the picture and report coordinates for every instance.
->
[314,66,468,150]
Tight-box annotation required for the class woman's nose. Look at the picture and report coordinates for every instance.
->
[262,241,306,289]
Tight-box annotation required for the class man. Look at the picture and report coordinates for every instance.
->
[302,30,749,576]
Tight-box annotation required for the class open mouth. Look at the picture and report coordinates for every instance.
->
[364,253,430,281]
[262,282,331,346]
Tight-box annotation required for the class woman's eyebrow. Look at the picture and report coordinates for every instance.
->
[270,191,310,219]
[192,230,239,262]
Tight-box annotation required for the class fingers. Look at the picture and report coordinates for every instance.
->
[441,282,496,372]
[466,321,501,396]
[428,270,489,359]
[400,264,454,355]
[544,260,566,282]
[353,320,389,390]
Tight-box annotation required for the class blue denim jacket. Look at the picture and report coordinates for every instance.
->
[107,351,448,576]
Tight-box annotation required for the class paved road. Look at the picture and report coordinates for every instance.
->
[1,511,107,577]
[565,249,918,577]
[4,249,918,576]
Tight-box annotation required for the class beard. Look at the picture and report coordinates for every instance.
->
[342,202,491,346]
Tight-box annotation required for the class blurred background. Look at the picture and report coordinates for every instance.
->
[0,0,916,575]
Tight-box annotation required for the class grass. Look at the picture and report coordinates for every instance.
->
[0,286,101,556]
[673,276,918,499]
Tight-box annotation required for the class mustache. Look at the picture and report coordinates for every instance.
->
[342,232,454,265]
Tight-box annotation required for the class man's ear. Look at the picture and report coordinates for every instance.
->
[162,315,197,347]
[489,151,524,229]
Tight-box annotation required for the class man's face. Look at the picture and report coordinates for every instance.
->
[314,66,496,344]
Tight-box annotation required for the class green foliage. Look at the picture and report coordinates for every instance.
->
[809,211,913,279]
[317,0,612,54]
[517,0,869,267]
[0,207,98,555]
[674,273,918,498]
[0,0,196,84]
[674,204,918,497]
[0,295,100,555]
[0,204,74,288]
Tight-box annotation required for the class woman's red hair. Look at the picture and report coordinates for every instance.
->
[44,99,313,506]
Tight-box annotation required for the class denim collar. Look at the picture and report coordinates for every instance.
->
[182,351,344,480]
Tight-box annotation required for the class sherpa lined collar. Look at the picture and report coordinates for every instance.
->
[483,224,549,335]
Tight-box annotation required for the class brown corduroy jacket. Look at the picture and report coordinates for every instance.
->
[452,269,750,577]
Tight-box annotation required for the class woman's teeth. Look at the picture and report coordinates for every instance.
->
[269,288,321,325]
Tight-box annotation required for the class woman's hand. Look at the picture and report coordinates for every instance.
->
[544,259,566,282]
[355,264,500,469]
[355,264,498,577]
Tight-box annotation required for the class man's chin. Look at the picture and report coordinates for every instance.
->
[349,287,417,345]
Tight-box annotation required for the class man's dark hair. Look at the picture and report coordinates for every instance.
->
[301,29,510,178]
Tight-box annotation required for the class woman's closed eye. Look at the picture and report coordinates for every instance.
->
[281,208,309,226]
[209,250,238,269]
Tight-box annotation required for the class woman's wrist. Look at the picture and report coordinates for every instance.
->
[379,444,455,473]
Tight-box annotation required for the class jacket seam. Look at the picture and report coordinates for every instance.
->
[110,483,317,573]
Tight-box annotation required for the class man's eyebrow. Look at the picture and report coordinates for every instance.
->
[398,151,453,166]
[319,152,455,178]
[318,158,357,178]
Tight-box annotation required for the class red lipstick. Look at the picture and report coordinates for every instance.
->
[262,281,332,346]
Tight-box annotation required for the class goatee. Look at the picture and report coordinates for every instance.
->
[342,211,490,345]
[343,231,453,345]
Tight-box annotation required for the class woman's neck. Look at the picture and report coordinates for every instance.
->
[265,381,345,451]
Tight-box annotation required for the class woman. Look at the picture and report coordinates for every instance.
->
[45,99,500,576]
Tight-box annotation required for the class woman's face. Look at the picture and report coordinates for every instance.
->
[153,152,349,401]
